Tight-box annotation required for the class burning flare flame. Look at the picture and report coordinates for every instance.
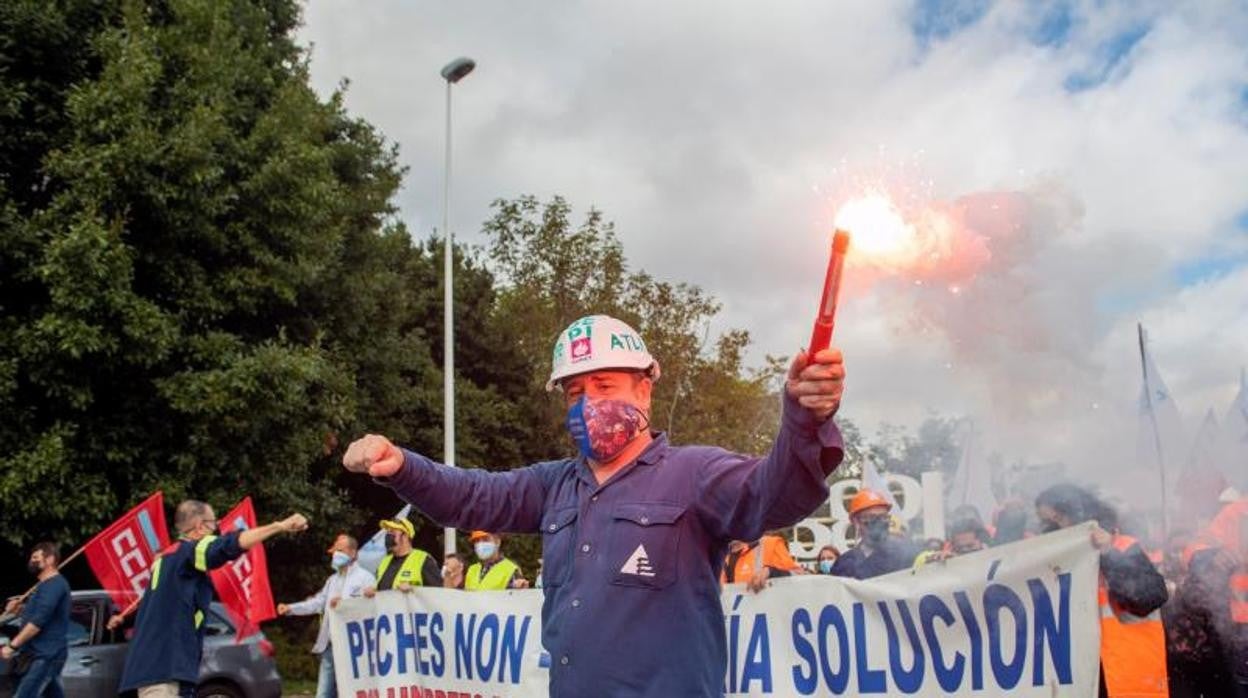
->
[833,190,919,266]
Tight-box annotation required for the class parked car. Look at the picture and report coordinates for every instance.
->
[0,590,281,698]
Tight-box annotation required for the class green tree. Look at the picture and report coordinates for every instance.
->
[0,0,438,590]
[480,195,785,459]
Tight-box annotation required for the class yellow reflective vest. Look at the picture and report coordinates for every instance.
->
[376,549,429,590]
[465,558,520,591]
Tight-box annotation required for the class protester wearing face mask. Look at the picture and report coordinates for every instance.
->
[342,314,847,698]
[1034,483,1169,698]
[277,534,373,698]
[464,531,529,590]
[814,545,840,575]
[828,489,923,579]
[1,542,71,698]
[363,517,441,596]
[114,500,307,698]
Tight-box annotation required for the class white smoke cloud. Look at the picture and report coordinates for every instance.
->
[297,0,1248,495]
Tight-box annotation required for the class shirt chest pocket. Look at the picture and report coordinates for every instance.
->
[610,502,686,590]
[540,506,579,588]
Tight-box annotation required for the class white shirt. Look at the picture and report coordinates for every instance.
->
[286,562,375,654]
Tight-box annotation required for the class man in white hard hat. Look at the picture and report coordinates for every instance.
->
[343,314,846,697]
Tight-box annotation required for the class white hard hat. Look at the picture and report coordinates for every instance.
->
[546,315,660,391]
[1219,486,1242,503]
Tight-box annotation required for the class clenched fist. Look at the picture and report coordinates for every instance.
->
[280,514,309,533]
[785,347,846,422]
[343,434,404,478]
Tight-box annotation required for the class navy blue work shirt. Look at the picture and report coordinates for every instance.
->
[382,395,843,697]
[119,532,244,692]
[828,537,924,580]
[20,574,71,661]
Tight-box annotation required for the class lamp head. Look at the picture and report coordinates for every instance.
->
[441,57,476,83]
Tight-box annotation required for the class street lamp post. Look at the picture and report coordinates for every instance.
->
[440,57,475,557]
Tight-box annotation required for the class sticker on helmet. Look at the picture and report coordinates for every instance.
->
[568,317,594,363]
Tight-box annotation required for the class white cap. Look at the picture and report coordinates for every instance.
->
[546,315,660,391]
[1219,486,1242,503]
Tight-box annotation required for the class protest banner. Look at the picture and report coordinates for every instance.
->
[331,523,1100,697]
[331,586,548,698]
[82,491,170,610]
[209,496,276,640]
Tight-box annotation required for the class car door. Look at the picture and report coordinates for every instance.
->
[58,597,119,697]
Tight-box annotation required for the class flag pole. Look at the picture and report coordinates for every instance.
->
[1138,323,1170,538]
[0,546,89,623]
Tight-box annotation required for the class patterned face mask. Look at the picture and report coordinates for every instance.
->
[565,396,650,463]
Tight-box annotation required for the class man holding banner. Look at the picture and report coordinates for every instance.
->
[278,534,373,698]
[113,499,308,698]
[343,314,846,697]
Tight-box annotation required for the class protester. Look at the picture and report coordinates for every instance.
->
[342,314,846,697]
[276,534,373,698]
[1035,483,1169,698]
[465,531,529,590]
[721,534,802,592]
[814,544,840,575]
[442,552,467,589]
[362,517,440,595]
[0,542,70,698]
[829,489,923,579]
[948,517,990,555]
[1177,496,1248,696]
[1164,524,1229,697]
[110,500,307,698]
[991,498,1030,545]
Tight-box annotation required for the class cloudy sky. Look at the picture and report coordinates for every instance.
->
[297,1,1248,478]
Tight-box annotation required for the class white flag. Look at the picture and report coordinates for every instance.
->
[1136,325,1187,506]
[1187,408,1220,473]
[1218,368,1248,488]
[356,504,411,574]
[947,419,998,522]
[860,457,899,511]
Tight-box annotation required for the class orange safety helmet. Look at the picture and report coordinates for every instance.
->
[848,489,891,517]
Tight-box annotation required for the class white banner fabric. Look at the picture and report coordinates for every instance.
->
[331,523,1101,697]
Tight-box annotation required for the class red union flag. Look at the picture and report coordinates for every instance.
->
[83,492,170,609]
[209,497,275,640]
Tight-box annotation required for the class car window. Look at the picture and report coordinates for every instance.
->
[67,602,95,647]
[202,608,234,637]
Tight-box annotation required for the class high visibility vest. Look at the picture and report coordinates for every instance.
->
[376,549,429,590]
[1098,534,1168,697]
[465,558,520,591]
[149,537,214,630]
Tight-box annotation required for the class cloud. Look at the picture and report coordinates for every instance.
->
[297,0,1248,478]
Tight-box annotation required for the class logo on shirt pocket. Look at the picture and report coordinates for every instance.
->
[610,502,685,590]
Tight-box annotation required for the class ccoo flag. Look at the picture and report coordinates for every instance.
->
[209,497,275,640]
[83,492,170,609]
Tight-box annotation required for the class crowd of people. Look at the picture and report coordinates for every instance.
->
[716,482,1245,698]
[2,313,1245,698]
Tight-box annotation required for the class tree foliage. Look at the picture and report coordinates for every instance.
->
[0,0,789,602]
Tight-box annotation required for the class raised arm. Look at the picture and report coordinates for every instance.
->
[342,435,555,534]
[695,350,845,541]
